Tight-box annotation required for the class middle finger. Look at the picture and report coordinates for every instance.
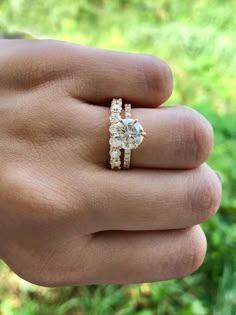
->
[84,164,221,233]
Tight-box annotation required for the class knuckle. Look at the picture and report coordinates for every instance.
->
[1,40,70,90]
[141,54,173,101]
[188,165,222,223]
[179,107,214,167]
[2,165,65,216]
[7,258,59,288]
[4,236,90,287]
[9,262,56,288]
[1,164,87,230]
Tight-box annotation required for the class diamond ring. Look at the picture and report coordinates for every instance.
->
[109,98,146,170]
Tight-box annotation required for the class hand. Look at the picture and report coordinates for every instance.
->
[0,40,221,287]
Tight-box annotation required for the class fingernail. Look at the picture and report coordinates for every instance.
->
[215,171,223,184]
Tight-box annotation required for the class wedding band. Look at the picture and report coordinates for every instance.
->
[109,98,146,170]
[109,98,122,169]
[123,104,132,169]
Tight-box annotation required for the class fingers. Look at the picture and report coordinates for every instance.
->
[85,164,221,232]
[68,45,173,107]
[87,104,213,169]
[0,40,173,107]
[75,225,207,285]
[4,225,206,286]
[131,106,213,168]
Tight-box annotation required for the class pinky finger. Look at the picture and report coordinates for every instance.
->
[77,225,206,285]
[4,226,206,287]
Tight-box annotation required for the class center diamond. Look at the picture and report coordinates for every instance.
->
[113,118,144,150]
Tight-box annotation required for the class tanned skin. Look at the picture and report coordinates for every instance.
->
[0,40,221,287]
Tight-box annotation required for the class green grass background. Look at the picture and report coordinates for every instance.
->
[0,1,236,314]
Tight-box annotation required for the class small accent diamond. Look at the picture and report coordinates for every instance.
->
[109,124,118,134]
[109,113,121,123]
[111,98,122,112]
[111,159,121,167]
[110,149,121,159]
[109,136,122,147]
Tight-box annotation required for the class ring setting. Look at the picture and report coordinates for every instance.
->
[109,98,146,169]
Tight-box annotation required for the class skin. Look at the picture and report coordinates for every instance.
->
[0,39,222,287]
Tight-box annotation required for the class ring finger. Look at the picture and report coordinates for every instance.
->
[85,104,213,169]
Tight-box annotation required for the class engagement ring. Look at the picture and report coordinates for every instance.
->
[109,98,146,169]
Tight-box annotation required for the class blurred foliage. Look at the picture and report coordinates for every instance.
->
[0,0,236,314]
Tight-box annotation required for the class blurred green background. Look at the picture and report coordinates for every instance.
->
[0,0,236,314]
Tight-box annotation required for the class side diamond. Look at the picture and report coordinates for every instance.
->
[110,149,121,159]
[109,113,121,123]
[109,136,122,147]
